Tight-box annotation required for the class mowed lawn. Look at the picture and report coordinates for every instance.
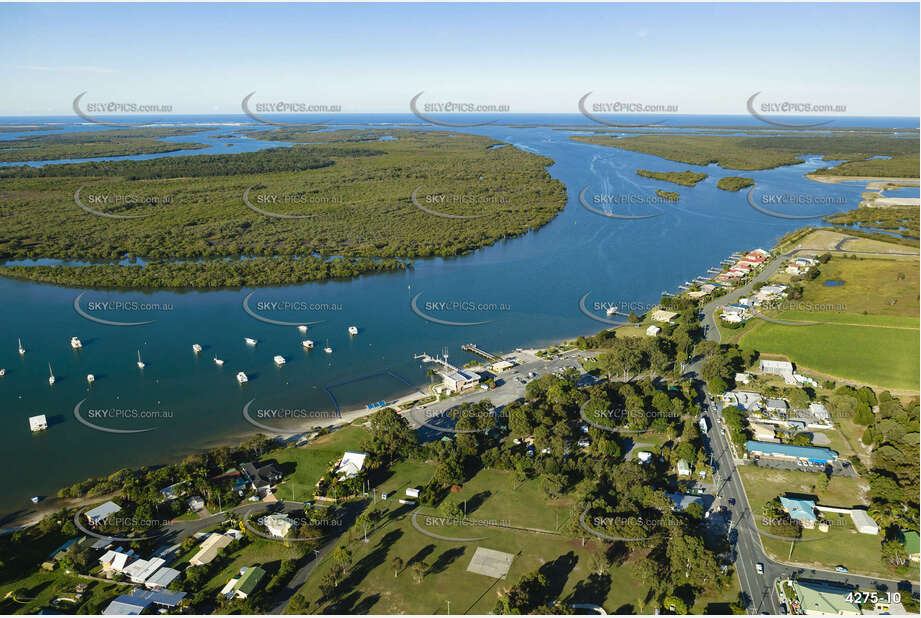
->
[736,466,900,579]
[0,571,126,615]
[271,425,368,501]
[421,469,575,532]
[739,318,919,390]
[290,500,738,615]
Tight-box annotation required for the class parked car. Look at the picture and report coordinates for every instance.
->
[755,563,764,574]
[835,565,848,573]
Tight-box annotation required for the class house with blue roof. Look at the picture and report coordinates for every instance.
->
[744,441,837,464]
[780,496,817,528]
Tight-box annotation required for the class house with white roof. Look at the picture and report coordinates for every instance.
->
[336,451,368,479]
[263,513,295,538]
[123,557,166,584]
[145,567,181,590]
[85,501,122,526]
[760,359,794,376]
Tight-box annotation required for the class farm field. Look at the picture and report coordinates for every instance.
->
[739,320,919,391]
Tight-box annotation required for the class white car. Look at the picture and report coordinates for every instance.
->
[755,562,764,574]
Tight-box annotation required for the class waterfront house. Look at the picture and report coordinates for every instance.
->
[85,501,122,526]
[734,373,751,385]
[242,461,283,494]
[336,451,368,479]
[645,325,661,336]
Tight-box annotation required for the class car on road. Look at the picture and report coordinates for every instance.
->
[835,565,848,573]
[728,498,736,506]
[755,562,764,574]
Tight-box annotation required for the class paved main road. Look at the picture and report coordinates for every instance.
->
[700,394,919,614]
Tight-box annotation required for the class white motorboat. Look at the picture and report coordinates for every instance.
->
[0,368,5,376]
[302,340,314,349]
[298,325,308,333]
[244,337,258,346]
[236,371,248,383]
[136,350,145,369]
[348,326,359,336]
[87,374,95,383]
[192,344,202,353]
[274,355,286,366]
[606,306,618,316]
[70,336,83,349]
[18,338,25,355]
[48,363,55,385]
[324,340,333,354]
[214,357,225,366]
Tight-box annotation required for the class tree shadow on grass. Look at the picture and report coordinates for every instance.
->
[464,490,492,515]
[429,546,466,574]
[406,543,436,570]
[537,551,578,601]
[564,572,612,606]
[374,529,403,552]
[327,590,382,614]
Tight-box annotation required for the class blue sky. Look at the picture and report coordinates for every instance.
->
[1,2,918,116]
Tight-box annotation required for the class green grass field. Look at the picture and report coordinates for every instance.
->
[0,570,126,615]
[739,319,919,390]
[419,468,574,532]
[290,499,737,615]
[271,426,368,502]
[735,466,903,579]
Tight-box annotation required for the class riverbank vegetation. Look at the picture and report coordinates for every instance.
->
[636,169,707,187]
[811,154,920,178]
[823,207,919,239]
[716,176,755,192]
[0,130,566,288]
[571,133,920,174]
[0,128,209,162]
